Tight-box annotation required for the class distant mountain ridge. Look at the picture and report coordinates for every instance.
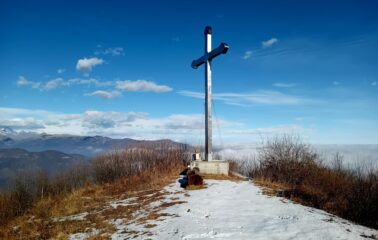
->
[0,148,88,190]
[0,126,187,156]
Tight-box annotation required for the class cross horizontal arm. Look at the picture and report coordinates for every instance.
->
[208,43,229,61]
[191,56,206,69]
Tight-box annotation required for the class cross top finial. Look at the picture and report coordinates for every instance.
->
[204,26,212,35]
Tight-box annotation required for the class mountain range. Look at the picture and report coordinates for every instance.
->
[0,126,189,190]
[0,126,186,157]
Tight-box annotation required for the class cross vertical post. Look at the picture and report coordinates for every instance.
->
[204,26,212,161]
[191,26,229,161]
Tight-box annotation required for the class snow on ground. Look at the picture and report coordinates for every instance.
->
[67,179,377,240]
[110,179,377,240]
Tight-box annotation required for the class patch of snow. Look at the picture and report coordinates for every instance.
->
[114,179,377,240]
[53,212,88,222]
[69,228,99,240]
[109,197,138,208]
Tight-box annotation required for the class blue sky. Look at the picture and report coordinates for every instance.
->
[0,0,377,144]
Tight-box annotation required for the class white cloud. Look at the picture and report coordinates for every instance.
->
[57,69,65,74]
[178,90,308,106]
[371,81,377,86]
[76,57,104,73]
[85,90,120,99]
[116,80,172,93]
[94,47,124,56]
[273,82,296,88]
[242,51,253,60]
[262,38,278,48]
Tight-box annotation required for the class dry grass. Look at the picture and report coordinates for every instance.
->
[253,179,291,198]
[0,146,187,239]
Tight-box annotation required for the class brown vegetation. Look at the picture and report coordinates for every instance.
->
[249,135,378,229]
[0,146,187,239]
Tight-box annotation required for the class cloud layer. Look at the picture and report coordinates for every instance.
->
[0,107,305,143]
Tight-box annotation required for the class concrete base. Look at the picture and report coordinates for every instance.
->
[190,160,229,176]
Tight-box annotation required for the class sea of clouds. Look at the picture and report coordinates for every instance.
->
[216,144,378,171]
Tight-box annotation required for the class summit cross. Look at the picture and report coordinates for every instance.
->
[191,26,229,161]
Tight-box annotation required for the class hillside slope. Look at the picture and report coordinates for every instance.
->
[67,179,377,240]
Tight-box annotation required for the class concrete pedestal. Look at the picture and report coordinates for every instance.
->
[190,160,229,176]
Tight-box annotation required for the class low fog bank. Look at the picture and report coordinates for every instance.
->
[216,144,378,170]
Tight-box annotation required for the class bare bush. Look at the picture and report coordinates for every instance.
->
[93,147,186,183]
[248,134,378,229]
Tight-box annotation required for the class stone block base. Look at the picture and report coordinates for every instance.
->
[190,160,229,176]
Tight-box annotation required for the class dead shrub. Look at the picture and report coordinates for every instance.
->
[249,134,378,229]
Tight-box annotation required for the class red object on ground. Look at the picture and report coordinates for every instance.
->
[188,174,203,186]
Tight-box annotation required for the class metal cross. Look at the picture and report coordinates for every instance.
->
[191,26,229,161]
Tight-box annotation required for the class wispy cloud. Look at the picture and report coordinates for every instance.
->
[116,80,172,93]
[85,90,121,99]
[16,77,112,91]
[371,81,377,87]
[262,38,278,48]
[76,57,104,73]
[16,76,41,89]
[68,78,113,87]
[228,124,304,135]
[178,90,309,106]
[273,82,296,88]
[243,37,279,59]
[16,77,172,96]
[57,68,65,74]
[242,51,253,60]
[94,47,124,56]
[44,78,68,90]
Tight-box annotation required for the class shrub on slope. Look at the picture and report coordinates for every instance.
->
[252,135,378,229]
